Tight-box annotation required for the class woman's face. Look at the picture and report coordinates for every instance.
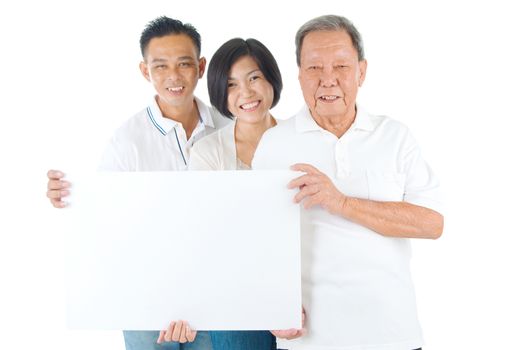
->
[226,56,274,123]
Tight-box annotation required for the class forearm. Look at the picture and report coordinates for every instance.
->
[338,197,444,239]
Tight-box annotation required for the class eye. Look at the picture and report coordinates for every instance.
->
[249,75,261,82]
[155,65,167,70]
[227,82,236,88]
[179,62,191,67]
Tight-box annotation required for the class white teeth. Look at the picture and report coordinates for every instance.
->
[240,101,259,110]
[320,95,338,100]
[168,87,183,92]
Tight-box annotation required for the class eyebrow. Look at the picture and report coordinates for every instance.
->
[150,58,168,64]
[150,56,195,63]
[227,69,261,80]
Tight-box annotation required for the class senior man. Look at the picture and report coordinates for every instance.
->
[254,15,443,350]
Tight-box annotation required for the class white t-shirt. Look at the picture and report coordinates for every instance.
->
[188,121,254,171]
[98,96,231,171]
[253,105,443,350]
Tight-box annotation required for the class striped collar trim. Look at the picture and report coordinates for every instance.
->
[147,96,213,136]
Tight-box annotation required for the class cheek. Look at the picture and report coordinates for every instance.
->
[227,93,238,114]
[263,83,274,106]
[150,71,166,84]
[182,70,197,84]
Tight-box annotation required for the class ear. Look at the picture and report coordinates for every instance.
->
[358,59,367,87]
[139,61,151,82]
[298,66,303,83]
[198,57,206,79]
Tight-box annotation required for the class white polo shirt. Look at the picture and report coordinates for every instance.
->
[253,105,443,350]
[98,96,231,171]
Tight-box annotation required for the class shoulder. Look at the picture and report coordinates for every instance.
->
[195,96,232,130]
[194,123,233,152]
[363,109,414,143]
[210,107,232,130]
[110,107,153,143]
[260,116,296,145]
[189,123,235,170]
[192,130,220,156]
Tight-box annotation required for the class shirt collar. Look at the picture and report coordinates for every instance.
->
[295,104,374,134]
[147,96,214,136]
[194,96,215,128]
[350,105,374,132]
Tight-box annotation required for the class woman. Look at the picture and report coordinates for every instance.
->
[156,38,285,349]
[189,37,281,171]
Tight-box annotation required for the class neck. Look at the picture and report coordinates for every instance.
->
[156,96,199,139]
[235,113,276,145]
[234,113,276,166]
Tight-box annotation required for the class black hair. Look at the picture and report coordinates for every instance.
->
[207,38,283,119]
[139,16,201,58]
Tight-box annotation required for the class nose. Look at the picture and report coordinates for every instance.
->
[167,66,183,81]
[320,66,337,87]
[239,82,255,97]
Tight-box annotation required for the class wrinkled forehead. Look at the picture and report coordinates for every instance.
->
[301,31,358,62]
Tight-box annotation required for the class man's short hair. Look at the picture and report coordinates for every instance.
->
[295,14,365,66]
[140,16,201,58]
[207,38,283,119]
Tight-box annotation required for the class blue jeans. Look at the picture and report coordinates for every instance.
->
[210,331,276,350]
[123,330,277,350]
[123,330,212,350]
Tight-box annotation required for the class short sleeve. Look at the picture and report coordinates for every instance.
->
[97,135,136,172]
[401,131,444,214]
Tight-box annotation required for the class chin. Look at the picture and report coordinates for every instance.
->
[317,109,346,119]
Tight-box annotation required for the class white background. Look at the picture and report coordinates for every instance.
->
[0,0,527,349]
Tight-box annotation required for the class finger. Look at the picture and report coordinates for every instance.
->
[288,174,319,189]
[172,320,184,342]
[157,330,166,344]
[47,169,65,180]
[271,329,296,339]
[290,163,320,174]
[47,180,68,190]
[289,328,306,340]
[51,199,67,208]
[46,189,70,199]
[185,324,197,342]
[165,321,176,342]
[178,322,188,343]
[294,184,319,203]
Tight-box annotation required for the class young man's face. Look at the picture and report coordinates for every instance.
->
[140,34,205,110]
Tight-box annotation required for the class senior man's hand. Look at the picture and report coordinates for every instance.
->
[46,169,70,208]
[288,163,346,215]
[157,320,197,344]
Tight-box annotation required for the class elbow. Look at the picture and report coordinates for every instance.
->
[426,212,444,240]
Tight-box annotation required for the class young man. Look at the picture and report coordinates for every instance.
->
[47,16,230,350]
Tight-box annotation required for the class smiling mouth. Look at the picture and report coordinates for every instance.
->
[240,101,260,111]
[167,87,184,93]
[318,95,340,102]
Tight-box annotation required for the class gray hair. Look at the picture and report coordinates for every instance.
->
[295,14,365,66]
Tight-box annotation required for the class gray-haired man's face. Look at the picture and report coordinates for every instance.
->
[298,30,367,122]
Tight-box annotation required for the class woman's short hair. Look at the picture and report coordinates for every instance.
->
[207,38,283,119]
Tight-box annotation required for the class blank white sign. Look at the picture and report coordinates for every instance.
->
[64,170,301,331]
